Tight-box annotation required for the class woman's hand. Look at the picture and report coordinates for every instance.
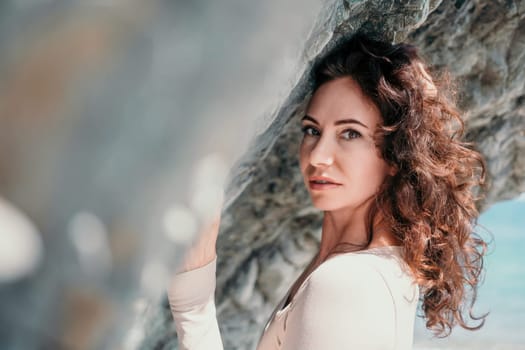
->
[177,206,222,273]
[175,153,227,273]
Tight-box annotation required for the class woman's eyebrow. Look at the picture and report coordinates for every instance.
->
[301,115,369,129]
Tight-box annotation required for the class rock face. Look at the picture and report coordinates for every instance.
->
[408,0,525,206]
[145,1,525,349]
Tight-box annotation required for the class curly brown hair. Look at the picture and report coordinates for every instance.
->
[311,32,489,337]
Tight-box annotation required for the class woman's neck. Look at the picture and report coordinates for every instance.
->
[318,205,400,261]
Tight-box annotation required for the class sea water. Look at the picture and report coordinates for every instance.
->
[413,194,525,349]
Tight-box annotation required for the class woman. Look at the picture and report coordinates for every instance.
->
[168,32,488,350]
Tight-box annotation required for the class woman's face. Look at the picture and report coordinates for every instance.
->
[299,77,395,212]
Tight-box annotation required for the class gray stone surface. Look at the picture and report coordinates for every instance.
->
[408,0,525,205]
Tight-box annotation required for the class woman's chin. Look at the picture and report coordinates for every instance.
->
[309,195,364,212]
[310,200,347,212]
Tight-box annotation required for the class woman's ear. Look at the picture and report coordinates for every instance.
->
[388,164,398,177]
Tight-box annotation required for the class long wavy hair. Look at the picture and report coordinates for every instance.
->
[311,32,489,337]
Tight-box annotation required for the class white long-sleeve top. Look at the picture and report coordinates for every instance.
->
[168,245,419,350]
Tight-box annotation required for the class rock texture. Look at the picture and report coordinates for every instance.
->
[144,1,525,349]
[408,0,525,205]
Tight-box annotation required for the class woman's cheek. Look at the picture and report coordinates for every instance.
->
[339,138,370,151]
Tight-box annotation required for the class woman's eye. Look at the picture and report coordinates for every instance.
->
[301,125,319,137]
[342,129,361,140]
[301,126,361,140]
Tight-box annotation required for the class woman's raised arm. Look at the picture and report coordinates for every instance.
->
[167,209,224,350]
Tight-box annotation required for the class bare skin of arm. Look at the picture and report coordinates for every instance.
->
[176,207,222,274]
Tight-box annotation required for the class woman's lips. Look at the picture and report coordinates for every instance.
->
[308,181,342,190]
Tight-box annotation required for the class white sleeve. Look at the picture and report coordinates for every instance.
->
[281,261,396,350]
[167,256,224,350]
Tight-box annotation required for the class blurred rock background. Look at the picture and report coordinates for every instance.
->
[0,0,523,349]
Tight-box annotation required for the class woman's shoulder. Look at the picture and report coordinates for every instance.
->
[298,251,398,310]
[309,246,416,295]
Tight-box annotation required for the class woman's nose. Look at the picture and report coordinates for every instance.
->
[309,136,334,167]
